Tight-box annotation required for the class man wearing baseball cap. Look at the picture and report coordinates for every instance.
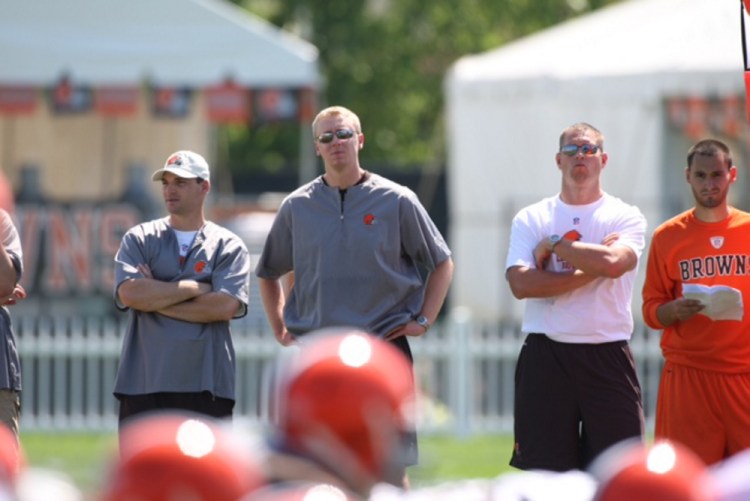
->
[112,150,250,439]
[151,150,210,182]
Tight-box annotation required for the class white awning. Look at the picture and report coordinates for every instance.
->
[0,0,319,88]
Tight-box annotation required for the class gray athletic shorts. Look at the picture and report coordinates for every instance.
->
[0,389,21,437]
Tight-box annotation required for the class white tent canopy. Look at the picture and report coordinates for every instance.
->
[446,0,746,322]
[0,0,320,201]
[455,0,742,84]
[0,0,319,88]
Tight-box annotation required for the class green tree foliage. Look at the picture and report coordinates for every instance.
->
[227,0,622,175]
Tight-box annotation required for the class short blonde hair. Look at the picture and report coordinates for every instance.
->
[311,106,362,136]
[559,122,604,149]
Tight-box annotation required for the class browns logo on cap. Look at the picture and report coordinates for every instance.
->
[152,150,210,181]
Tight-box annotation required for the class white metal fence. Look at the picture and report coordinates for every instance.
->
[14,313,664,435]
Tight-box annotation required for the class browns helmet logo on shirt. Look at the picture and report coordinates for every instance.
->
[562,229,582,242]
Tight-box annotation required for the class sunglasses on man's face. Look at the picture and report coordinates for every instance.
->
[560,143,601,156]
[316,128,357,144]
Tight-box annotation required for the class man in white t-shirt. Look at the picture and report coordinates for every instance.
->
[504,123,647,471]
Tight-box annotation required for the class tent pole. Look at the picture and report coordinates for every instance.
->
[298,121,316,185]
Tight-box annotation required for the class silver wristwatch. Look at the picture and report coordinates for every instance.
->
[547,234,562,253]
[415,315,430,331]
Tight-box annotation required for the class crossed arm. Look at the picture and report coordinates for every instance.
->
[506,233,637,299]
[0,211,25,306]
[0,212,18,298]
[117,264,241,323]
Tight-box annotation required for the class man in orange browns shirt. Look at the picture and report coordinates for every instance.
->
[642,138,750,464]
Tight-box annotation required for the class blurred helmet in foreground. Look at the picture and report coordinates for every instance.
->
[709,447,750,501]
[101,411,265,501]
[591,439,715,501]
[0,170,14,214]
[0,424,23,486]
[15,467,83,501]
[371,472,596,501]
[273,329,416,494]
[243,482,356,501]
[489,469,597,501]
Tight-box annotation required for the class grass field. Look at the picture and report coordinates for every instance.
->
[20,431,515,496]
[410,434,515,484]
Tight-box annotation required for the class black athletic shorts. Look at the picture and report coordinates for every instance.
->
[388,335,414,364]
[389,336,418,467]
[117,391,234,428]
[510,334,645,471]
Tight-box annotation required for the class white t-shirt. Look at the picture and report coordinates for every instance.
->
[173,229,197,260]
[505,193,646,343]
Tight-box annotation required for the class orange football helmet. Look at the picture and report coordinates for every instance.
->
[101,411,265,501]
[0,170,13,214]
[591,439,714,501]
[272,329,416,494]
[0,424,23,485]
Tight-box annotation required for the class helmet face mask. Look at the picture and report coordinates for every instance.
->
[273,329,416,493]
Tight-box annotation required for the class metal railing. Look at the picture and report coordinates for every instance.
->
[14,312,664,435]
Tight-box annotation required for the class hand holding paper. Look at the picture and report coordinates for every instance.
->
[682,283,744,321]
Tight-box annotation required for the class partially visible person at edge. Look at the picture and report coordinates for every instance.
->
[504,122,647,471]
[642,138,750,465]
[255,105,454,486]
[0,172,26,442]
[112,151,250,442]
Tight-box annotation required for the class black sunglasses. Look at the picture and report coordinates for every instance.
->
[316,128,357,144]
[560,143,601,156]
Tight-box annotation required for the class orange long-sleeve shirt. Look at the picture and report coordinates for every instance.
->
[642,208,750,372]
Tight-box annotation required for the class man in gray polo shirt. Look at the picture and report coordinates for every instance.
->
[256,106,454,487]
[113,150,250,431]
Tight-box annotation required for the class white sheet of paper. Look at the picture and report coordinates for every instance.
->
[682,283,744,321]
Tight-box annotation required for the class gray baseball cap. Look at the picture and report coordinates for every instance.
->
[152,150,210,181]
